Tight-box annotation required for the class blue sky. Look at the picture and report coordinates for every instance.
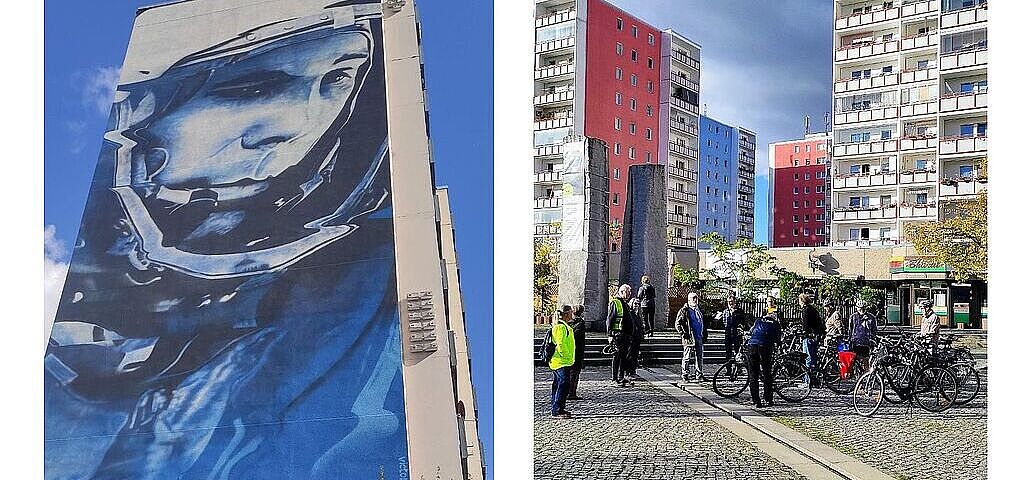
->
[613,0,834,244]
[43,0,493,470]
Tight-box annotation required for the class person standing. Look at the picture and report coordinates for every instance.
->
[637,275,656,332]
[567,305,586,400]
[607,284,635,387]
[849,300,878,369]
[549,305,576,418]
[799,293,825,386]
[747,304,782,408]
[823,300,845,341]
[626,298,645,379]
[716,293,748,369]
[919,300,940,355]
[675,292,708,382]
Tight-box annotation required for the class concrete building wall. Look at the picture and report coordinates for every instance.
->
[619,164,669,329]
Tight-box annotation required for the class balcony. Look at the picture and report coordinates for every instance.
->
[536,8,576,28]
[534,144,563,158]
[940,3,988,29]
[939,135,987,155]
[534,116,572,130]
[534,89,574,106]
[668,142,698,159]
[535,62,575,80]
[669,118,699,136]
[667,165,698,181]
[833,138,898,157]
[536,36,574,54]
[832,172,898,189]
[670,96,699,115]
[835,72,898,94]
[670,49,700,70]
[534,171,562,184]
[899,202,938,218]
[833,105,899,125]
[899,99,938,117]
[534,222,562,236]
[900,67,937,84]
[837,238,901,247]
[739,138,755,151]
[667,213,698,226]
[939,177,987,196]
[899,135,938,151]
[940,46,988,71]
[900,31,939,50]
[832,205,898,221]
[835,6,900,30]
[668,237,697,249]
[667,189,697,204]
[534,197,561,209]
[834,39,899,62]
[939,90,987,113]
[899,169,938,184]
[670,72,700,92]
[901,0,939,17]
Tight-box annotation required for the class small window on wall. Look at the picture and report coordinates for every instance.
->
[616,18,623,30]
[647,81,654,93]
[616,43,623,55]
[630,74,638,86]
[629,123,636,135]
[793,187,800,194]
[648,33,655,45]
[631,25,638,38]
[880,227,891,239]
[631,50,638,62]
[628,147,635,159]
[645,152,652,163]
[805,172,811,180]
[645,128,652,140]
[630,98,637,111]
[615,117,622,130]
[793,215,800,222]
[614,143,621,155]
[916,193,928,204]
[960,165,975,177]
[612,193,620,205]
[648,57,654,69]
[613,168,620,180]
[616,67,623,80]
[646,105,653,116]
[615,92,622,105]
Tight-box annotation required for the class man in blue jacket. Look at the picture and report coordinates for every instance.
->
[747,301,782,408]
[675,292,709,382]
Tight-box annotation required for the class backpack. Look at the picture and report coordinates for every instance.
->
[540,324,558,363]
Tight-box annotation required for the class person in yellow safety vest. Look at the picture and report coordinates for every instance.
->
[607,284,636,387]
[549,305,576,418]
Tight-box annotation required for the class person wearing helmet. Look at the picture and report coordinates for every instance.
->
[849,299,878,368]
[607,284,636,386]
[675,291,709,382]
[919,300,940,355]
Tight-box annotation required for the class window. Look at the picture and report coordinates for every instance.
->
[804,215,810,222]
[916,159,929,170]
[629,123,636,135]
[613,168,620,180]
[960,124,973,136]
[805,187,811,194]
[816,227,826,235]
[794,228,800,236]
[917,59,930,70]
[851,70,862,80]
[960,165,975,177]
[816,213,826,221]
[614,143,620,155]
[816,185,824,193]
[707,186,712,194]
[881,65,893,74]
[793,201,800,208]
[645,128,652,140]
[794,173,799,180]
[649,33,655,45]
[793,187,800,194]
[849,197,861,207]
[805,145,811,152]
[614,117,621,130]
[803,228,810,237]
[647,81,654,93]
[646,105,653,116]
[628,147,635,159]
[631,25,638,38]
[616,18,623,30]
[630,98,637,110]
[616,42,623,55]
[630,74,638,86]
[881,129,892,140]
[880,194,891,205]
[880,227,891,239]
[805,159,811,166]
[615,92,622,105]
[817,171,826,179]
[805,172,811,180]
[816,157,827,164]
[850,133,864,143]
[794,145,800,153]
[615,67,623,80]
[612,193,619,205]
[715,188,719,196]
[631,50,638,62]
[850,228,859,240]
[916,193,928,205]
[793,215,800,222]
[882,33,895,42]
[648,57,654,69]
[714,218,719,227]
[645,152,652,163]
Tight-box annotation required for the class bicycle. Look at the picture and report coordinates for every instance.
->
[711,331,810,403]
[852,339,959,417]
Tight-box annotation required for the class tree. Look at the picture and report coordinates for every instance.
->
[700,232,776,300]
[858,286,885,313]
[534,238,559,316]
[770,266,807,303]
[904,159,987,283]
[816,274,858,306]
[671,265,701,289]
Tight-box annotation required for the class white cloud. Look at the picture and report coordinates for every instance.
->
[44,225,70,345]
[81,66,121,116]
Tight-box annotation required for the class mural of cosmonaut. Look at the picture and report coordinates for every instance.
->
[44,2,409,478]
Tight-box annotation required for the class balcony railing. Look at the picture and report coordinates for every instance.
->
[670,96,699,115]
[834,39,899,62]
[739,138,755,150]
[670,49,700,70]
[670,72,700,92]
[899,202,938,218]
[536,8,576,28]
[833,105,899,125]
[666,165,698,181]
[939,177,987,196]
[940,2,988,29]
[835,72,898,94]
[831,205,898,221]
[899,169,938,184]
[940,45,988,71]
[533,89,574,106]
[832,171,898,189]
[900,66,938,84]
[900,31,939,50]
[535,36,575,54]
[899,134,938,151]
[835,6,900,30]
[667,213,697,226]
[668,142,698,159]
[535,62,575,80]
[901,0,939,17]
[833,139,899,157]
[899,99,938,117]
[534,197,561,209]
[534,171,562,183]
[939,90,987,113]
[837,238,901,247]
[534,144,563,157]
[667,189,697,204]
[939,135,987,155]
[534,222,562,236]
[668,237,697,249]
[669,118,699,136]
[534,116,572,131]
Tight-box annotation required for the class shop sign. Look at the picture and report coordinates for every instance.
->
[890,255,947,274]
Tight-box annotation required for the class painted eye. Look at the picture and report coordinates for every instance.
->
[321,68,353,87]
[209,71,294,100]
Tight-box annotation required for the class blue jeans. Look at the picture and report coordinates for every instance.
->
[802,337,818,384]
[551,366,571,415]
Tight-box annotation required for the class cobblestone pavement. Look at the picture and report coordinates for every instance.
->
[664,361,988,480]
[534,367,807,480]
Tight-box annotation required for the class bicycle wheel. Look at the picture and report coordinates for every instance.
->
[823,357,861,395]
[712,360,749,398]
[774,359,810,403]
[951,363,981,406]
[914,367,959,413]
[883,363,912,404]
[853,371,884,417]
[954,348,975,365]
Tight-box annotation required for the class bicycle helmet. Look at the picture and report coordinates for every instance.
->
[921,300,934,309]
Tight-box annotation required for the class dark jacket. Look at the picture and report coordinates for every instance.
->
[749,314,782,346]
[606,297,634,335]
[637,284,655,308]
[801,305,825,338]
[568,315,586,369]
[674,305,709,344]
[849,311,877,346]
[721,307,748,339]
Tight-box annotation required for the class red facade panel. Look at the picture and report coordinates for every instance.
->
[771,139,829,247]
[584,0,662,232]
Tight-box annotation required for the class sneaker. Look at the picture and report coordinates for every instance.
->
[552,412,572,419]
[567,394,581,400]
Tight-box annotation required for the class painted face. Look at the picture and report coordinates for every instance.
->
[141,30,371,190]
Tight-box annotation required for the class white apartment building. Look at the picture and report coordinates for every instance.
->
[737,127,757,241]
[830,0,987,247]
[661,30,703,258]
